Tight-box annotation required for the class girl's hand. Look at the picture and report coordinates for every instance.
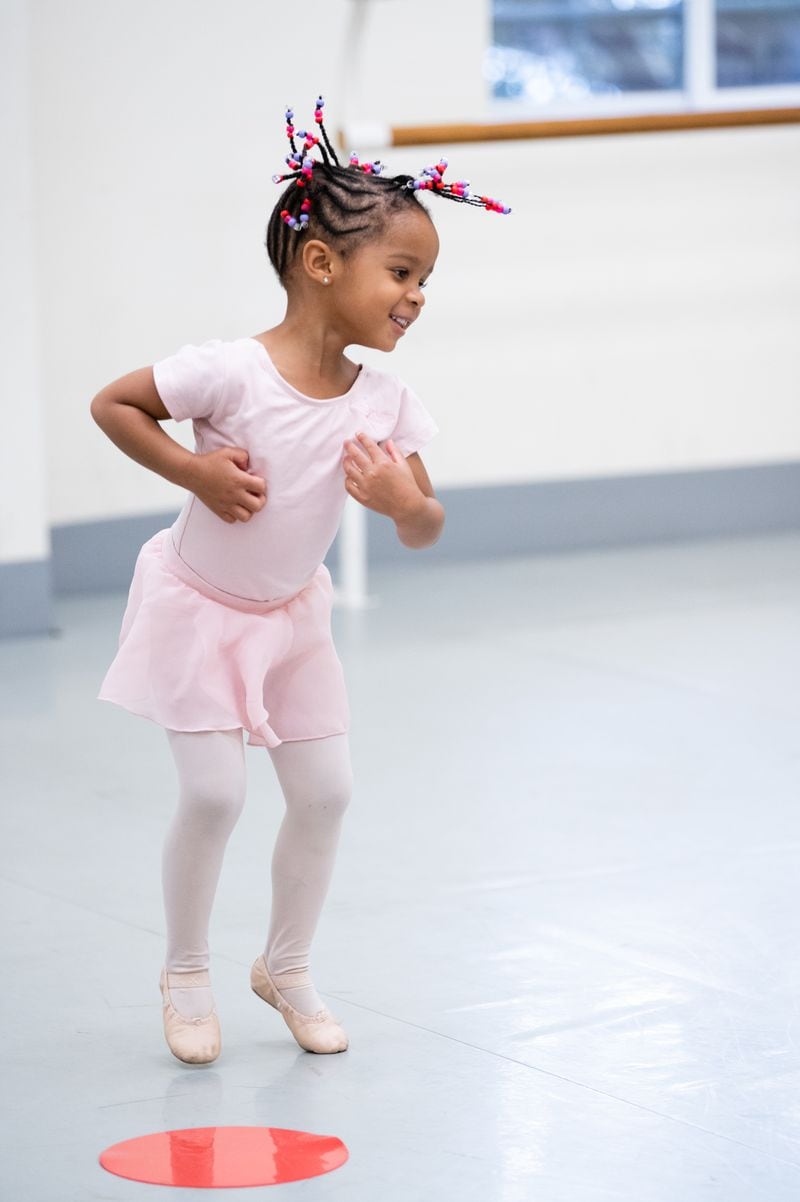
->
[188,447,267,524]
[342,433,422,519]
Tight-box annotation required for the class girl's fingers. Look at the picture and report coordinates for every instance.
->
[344,442,366,464]
[346,433,381,463]
[355,432,384,460]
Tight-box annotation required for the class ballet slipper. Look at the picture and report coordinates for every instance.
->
[250,954,348,1054]
[159,967,221,1064]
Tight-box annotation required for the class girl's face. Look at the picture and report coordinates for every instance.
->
[329,207,440,352]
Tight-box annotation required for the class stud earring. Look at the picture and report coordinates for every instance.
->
[323,276,330,284]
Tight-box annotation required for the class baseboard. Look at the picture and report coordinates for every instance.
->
[0,557,54,638]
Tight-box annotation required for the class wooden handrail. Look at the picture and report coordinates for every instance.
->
[383,107,800,145]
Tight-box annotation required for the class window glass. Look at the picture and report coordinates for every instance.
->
[487,0,685,103]
[716,0,800,86]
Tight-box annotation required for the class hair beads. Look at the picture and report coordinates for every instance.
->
[407,157,511,214]
[271,96,511,238]
[348,151,384,176]
[279,198,311,231]
[271,96,344,231]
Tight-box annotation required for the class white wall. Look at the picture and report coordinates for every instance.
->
[3,0,799,568]
[413,125,800,483]
[0,0,49,565]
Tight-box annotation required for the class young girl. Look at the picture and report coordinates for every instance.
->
[92,97,509,1065]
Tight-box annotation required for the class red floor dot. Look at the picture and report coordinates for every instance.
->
[99,1126,348,1188]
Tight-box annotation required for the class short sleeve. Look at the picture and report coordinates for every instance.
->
[152,339,227,423]
[388,380,440,457]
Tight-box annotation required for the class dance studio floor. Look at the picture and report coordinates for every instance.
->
[1,531,798,1200]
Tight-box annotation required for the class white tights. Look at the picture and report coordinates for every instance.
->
[162,727,352,1018]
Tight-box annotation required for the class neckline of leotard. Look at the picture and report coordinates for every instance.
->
[246,337,366,404]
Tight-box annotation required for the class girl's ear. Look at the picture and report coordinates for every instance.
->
[301,238,335,285]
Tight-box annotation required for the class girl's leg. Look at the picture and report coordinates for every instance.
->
[162,727,247,1017]
[264,732,353,1016]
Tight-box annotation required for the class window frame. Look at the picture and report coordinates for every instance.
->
[485,0,800,121]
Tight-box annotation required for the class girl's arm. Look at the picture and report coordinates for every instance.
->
[90,367,266,524]
[90,366,201,490]
[342,434,444,549]
[394,452,445,549]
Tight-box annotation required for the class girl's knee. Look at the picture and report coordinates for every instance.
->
[317,772,353,818]
[269,734,353,820]
[166,728,247,828]
[289,768,352,821]
[179,777,247,828]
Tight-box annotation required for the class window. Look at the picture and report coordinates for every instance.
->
[716,0,800,86]
[487,0,800,112]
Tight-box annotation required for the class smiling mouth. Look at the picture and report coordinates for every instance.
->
[390,315,410,330]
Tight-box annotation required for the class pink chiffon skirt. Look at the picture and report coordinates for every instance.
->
[97,528,350,749]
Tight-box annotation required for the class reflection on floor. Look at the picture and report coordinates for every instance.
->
[1,531,798,1201]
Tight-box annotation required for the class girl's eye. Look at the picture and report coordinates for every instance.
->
[392,268,429,289]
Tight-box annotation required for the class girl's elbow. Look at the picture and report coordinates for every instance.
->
[90,394,107,426]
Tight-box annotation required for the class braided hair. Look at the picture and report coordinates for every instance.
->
[266,163,431,285]
[264,96,510,287]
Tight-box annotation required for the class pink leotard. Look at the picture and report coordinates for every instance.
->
[152,336,439,604]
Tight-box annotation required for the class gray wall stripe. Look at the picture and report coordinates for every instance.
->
[0,558,54,638]
[2,461,798,638]
[369,460,800,562]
